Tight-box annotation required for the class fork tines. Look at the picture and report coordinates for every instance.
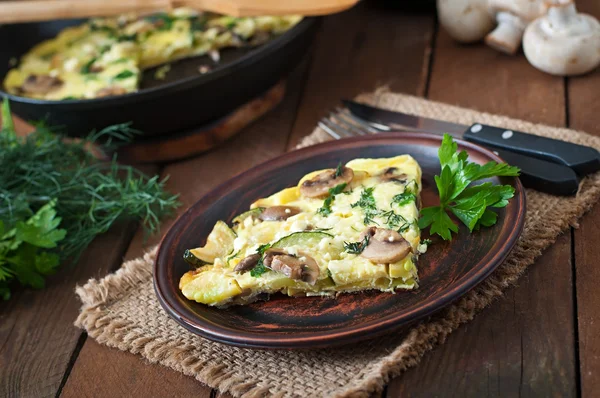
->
[319,108,387,140]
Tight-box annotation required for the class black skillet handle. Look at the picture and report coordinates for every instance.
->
[491,148,579,196]
[463,123,600,176]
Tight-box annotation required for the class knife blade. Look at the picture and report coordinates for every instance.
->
[343,100,600,176]
[343,99,581,196]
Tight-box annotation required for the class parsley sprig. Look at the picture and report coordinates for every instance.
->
[317,183,347,216]
[418,134,520,240]
[250,243,272,277]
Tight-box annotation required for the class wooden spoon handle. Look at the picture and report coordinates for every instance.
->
[0,0,358,24]
[177,0,360,16]
[0,0,171,24]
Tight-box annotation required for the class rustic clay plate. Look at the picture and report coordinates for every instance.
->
[154,133,526,349]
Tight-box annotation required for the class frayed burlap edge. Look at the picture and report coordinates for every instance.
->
[75,91,600,398]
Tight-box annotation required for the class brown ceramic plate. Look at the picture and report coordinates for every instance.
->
[154,133,526,349]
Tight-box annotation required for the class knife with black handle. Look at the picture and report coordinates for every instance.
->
[463,123,600,175]
[343,99,592,196]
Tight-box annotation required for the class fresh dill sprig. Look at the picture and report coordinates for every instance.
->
[379,209,407,230]
[0,99,179,299]
[343,235,370,254]
[351,187,378,225]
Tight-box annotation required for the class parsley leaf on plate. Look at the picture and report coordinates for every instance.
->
[419,134,520,240]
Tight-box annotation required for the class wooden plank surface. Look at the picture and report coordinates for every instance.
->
[566,1,600,394]
[0,223,138,398]
[286,1,434,149]
[387,28,577,397]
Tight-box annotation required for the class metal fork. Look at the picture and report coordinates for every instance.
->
[318,107,398,139]
[319,107,435,139]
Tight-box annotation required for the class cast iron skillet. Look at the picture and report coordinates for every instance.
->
[154,133,526,349]
[0,17,318,137]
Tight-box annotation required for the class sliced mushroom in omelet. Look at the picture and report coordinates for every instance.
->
[180,155,425,307]
[3,9,302,100]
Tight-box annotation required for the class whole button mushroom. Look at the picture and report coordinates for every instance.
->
[359,227,412,264]
[300,166,353,198]
[436,0,495,43]
[485,0,547,54]
[523,0,600,76]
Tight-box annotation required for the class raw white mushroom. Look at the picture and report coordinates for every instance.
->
[523,0,600,76]
[437,0,495,43]
[485,0,547,54]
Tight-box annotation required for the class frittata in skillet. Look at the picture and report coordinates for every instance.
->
[180,155,427,307]
[3,9,301,100]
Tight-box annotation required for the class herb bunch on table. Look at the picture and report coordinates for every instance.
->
[0,100,179,300]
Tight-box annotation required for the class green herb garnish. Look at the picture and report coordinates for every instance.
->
[317,183,347,216]
[379,209,406,230]
[419,134,520,240]
[117,34,137,42]
[334,162,344,177]
[392,192,416,206]
[0,99,179,299]
[89,23,117,35]
[145,13,176,31]
[351,187,378,225]
[113,70,135,80]
[250,243,272,277]
[422,239,432,246]
[343,234,370,254]
[80,58,97,74]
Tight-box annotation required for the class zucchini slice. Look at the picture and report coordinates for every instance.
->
[188,221,236,264]
[232,207,264,225]
[272,231,333,249]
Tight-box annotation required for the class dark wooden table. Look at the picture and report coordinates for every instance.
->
[2,1,599,397]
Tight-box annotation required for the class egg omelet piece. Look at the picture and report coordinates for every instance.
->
[180,155,426,307]
[3,9,303,100]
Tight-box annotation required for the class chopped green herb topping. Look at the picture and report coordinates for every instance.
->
[113,70,135,80]
[379,209,407,230]
[117,34,137,42]
[344,234,370,254]
[351,187,378,225]
[334,162,344,178]
[317,183,347,216]
[80,58,97,74]
[392,192,416,206]
[145,13,176,31]
[422,239,432,246]
[250,243,272,277]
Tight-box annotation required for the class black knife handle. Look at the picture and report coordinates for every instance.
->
[490,148,579,196]
[463,123,600,176]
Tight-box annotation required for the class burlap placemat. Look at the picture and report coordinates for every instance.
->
[75,91,600,398]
